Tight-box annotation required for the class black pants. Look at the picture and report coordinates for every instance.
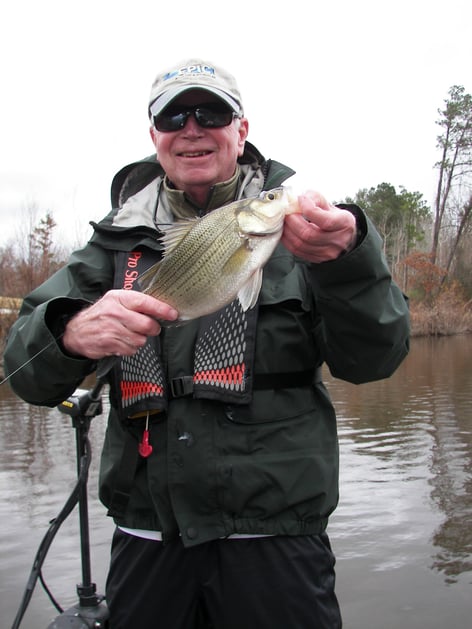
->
[105,529,342,629]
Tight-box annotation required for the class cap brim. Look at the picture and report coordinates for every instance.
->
[149,85,240,117]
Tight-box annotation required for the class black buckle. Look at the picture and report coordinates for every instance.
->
[170,376,194,398]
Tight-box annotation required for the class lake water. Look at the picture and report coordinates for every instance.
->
[1,336,471,628]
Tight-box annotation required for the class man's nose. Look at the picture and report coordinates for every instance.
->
[182,114,203,135]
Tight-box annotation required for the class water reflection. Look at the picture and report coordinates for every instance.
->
[0,379,113,629]
[424,338,472,582]
[327,335,472,585]
[0,336,471,628]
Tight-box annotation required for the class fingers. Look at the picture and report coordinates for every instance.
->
[282,191,357,263]
[297,192,344,230]
[61,290,179,360]
[301,190,331,212]
[116,291,179,324]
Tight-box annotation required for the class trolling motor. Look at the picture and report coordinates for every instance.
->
[48,383,109,628]
[11,380,110,629]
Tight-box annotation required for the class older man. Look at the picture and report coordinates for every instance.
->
[5,59,409,628]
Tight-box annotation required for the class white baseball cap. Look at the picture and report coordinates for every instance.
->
[148,59,243,118]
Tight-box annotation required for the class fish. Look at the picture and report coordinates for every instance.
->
[138,187,300,323]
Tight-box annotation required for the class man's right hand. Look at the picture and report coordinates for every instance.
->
[61,289,178,359]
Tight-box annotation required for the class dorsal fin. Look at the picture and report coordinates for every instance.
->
[160,217,200,256]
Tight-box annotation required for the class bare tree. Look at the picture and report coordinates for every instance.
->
[2,203,69,297]
[432,85,472,270]
[443,193,472,277]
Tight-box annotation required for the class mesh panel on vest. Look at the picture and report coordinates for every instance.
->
[194,300,247,391]
[120,341,166,410]
[193,300,258,403]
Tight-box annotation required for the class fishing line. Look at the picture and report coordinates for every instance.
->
[1,337,118,388]
[0,338,59,386]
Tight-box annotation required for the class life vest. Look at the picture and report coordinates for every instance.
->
[111,248,261,420]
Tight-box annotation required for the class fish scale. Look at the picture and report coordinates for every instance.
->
[155,222,250,309]
[157,215,239,292]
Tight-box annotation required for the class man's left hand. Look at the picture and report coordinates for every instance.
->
[282,191,357,263]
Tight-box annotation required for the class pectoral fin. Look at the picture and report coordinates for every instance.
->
[237,269,263,311]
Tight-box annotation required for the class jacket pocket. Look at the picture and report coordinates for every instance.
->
[216,407,338,522]
[223,387,320,424]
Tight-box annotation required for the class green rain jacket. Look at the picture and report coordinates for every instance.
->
[4,143,410,547]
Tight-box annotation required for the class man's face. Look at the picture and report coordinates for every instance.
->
[150,90,248,205]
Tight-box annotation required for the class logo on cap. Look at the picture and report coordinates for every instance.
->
[163,64,217,82]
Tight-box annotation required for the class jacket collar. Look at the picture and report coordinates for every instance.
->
[90,141,295,250]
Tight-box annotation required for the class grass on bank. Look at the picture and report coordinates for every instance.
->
[409,295,472,337]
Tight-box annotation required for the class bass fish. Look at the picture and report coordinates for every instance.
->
[139,187,300,322]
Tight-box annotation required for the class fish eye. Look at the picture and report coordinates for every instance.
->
[266,192,276,201]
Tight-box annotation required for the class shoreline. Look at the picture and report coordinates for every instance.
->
[2,329,471,385]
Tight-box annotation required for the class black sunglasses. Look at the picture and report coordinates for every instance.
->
[153,102,239,132]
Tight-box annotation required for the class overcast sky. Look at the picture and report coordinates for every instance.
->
[1,0,470,247]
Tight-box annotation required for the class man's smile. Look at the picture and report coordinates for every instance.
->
[178,150,213,157]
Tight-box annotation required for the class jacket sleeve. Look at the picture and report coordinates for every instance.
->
[3,242,115,406]
[309,208,410,384]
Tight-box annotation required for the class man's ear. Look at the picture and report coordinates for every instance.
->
[238,118,249,156]
[149,126,159,158]
[149,125,157,145]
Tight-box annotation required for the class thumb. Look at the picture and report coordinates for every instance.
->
[302,190,332,211]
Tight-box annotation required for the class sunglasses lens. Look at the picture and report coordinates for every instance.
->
[194,106,234,128]
[154,103,235,132]
[153,111,188,132]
